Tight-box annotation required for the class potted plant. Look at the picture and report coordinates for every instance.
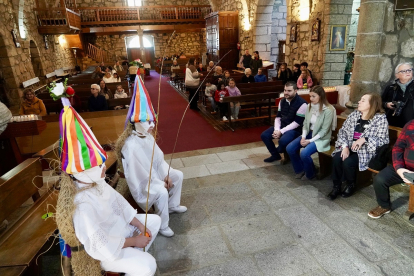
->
[129,59,145,75]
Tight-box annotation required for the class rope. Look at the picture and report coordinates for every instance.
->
[143,31,176,251]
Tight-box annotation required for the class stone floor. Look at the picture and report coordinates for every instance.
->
[39,142,414,275]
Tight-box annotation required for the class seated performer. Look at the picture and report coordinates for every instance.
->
[117,74,187,238]
[52,82,161,276]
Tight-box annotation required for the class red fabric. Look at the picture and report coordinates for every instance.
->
[214,89,229,102]
[143,72,269,154]
[393,120,414,171]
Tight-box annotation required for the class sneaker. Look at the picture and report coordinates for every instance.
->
[159,227,174,237]
[368,206,391,219]
[295,172,305,179]
[231,116,235,120]
[301,175,315,181]
[222,116,228,121]
[211,111,217,114]
[263,155,281,163]
[169,206,187,213]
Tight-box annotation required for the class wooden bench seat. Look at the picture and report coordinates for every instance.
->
[0,266,27,276]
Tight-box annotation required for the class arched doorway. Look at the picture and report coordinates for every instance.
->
[29,40,44,79]
[126,35,155,67]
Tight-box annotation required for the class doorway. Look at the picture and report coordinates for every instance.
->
[29,40,44,79]
[126,36,155,68]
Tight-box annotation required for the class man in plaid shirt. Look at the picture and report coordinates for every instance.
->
[368,119,414,218]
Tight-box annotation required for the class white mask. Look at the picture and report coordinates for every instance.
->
[72,165,105,184]
[135,121,155,134]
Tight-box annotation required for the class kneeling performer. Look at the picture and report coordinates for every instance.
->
[117,75,187,238]
[53,83,161,276]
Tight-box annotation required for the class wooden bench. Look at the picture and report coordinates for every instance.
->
[0,158,58,275]
[22,77,48,95]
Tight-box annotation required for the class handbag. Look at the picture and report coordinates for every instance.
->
[368,144,391,171]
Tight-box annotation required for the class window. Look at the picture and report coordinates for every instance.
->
[129,37,140,48]
[128,36,153,48]
[127,0,142,6]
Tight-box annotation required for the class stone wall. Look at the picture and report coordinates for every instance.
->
[0,0,76,106]
[269,0,287,77]
[76,0,209,8]
[253,0,274,61]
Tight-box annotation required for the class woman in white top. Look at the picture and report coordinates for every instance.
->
[103,72,115,83]
[286,86,335,180]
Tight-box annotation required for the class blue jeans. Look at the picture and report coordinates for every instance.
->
[208,96,217,111]
[286,132,317,179]
[260,127,301,158]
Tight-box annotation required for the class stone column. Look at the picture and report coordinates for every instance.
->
[348,0,388,108]
[137,29,146,63]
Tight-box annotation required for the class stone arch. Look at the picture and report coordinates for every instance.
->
[29,40,45,79]
[0,33,20,105]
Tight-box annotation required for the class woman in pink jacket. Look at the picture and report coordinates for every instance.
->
[297,70,313,89]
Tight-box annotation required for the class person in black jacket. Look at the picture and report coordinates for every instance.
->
[381,62,414,128]
[250,51,263,76]
[276,63,293,84]
[292,64,301,81]
[241,68,255,83]
[89,84,108,112]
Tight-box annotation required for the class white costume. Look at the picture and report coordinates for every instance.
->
[73,166,161,276]
[121,130,183,230]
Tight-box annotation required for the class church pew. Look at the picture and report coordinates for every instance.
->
[237,81,283,88]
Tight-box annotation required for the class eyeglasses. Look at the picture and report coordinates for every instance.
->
[398,68,413,74]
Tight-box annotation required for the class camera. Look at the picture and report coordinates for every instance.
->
[392,101,406,116]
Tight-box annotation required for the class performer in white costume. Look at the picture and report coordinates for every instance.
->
[117,74,187,238]
[51,82,161,276]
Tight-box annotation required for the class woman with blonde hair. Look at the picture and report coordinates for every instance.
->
[19,88,47,116]
[328,93,389,200]
[297,70,313,89]
[286,86,335,180]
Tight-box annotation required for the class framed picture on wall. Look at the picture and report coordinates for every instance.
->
[311,19,321,41]
[11,29,21,48]
[329,25,348,51]
[290,24,297,42]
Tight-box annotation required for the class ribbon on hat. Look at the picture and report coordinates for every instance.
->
[124,75,157,128]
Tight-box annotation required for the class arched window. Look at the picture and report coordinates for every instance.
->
[18,0,26,39]
[128,36,154,48]
[143,36,153,47]
[127,0,142,6]
[129,37,140,48]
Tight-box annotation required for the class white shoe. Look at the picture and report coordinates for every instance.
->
[222,116,228,121]
[169,206,187,213]
[159,227,174,237]
[231,116,235,120]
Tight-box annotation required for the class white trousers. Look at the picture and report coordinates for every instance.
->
[139,169,183,229]
[101,214,161,276]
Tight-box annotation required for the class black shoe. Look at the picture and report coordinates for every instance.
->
[341,184,355,198]
[327,187,341,200]
[263,155,281,163]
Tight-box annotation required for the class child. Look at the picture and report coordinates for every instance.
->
[226,79,241,120]
[205,80,217,114]
[113,72,121,82]
[214,83,230,121]
[114,85,128,110]
[221,70,231,87]
[297,70,313,89]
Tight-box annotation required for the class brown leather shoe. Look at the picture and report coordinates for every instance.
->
[368,206,391,219]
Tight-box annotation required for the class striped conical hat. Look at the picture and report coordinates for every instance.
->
[125,75,157,128]
[59,98,107,174]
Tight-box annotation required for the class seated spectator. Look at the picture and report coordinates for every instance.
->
[300,62,313,79]
[68,93,82,113]
[260,81,307,163]
[328,93,389,200]
[100,62,106,71]
[114,61,124,72]
[215,83,230,121]
[114,85,128,110]
[277,63,293,84]
[381,62,414,128]
[91,66,104,79]
[368,119,414,218]
[170,60,180,80]
[205,80,217,114]
[220,70,231,87]
[89,84,108,112]
[197,63,206,73]
[212,66,223,86]
[250,51,263,76]
[113,72,121,82]
[241,68,255,83]
[179,52,186,58]
[286,86,335,180]
[226,79,241,120]
[283,63,293,77]
[293,64,301,80]
[103,72,115,83]
[99,80,113,99]
[19,88,47,116]
[297,70,313,89]
[254,68,267,82]
[207,61,215,71]
[239,49,252,70]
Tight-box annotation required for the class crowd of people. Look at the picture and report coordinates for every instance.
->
[260,62,414,219]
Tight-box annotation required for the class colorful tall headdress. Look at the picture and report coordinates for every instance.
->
[49,82,107,174]
[125,75,157,128]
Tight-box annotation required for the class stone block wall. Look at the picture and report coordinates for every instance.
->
[269,0,287,77]
[76,0,209,8]
[253,0,275,61]
[0,0,75,106]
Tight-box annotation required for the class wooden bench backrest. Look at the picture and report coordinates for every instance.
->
[388,126,402,149]
[0,158,43,223]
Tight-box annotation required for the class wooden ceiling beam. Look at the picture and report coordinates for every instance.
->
[82,24,205,34]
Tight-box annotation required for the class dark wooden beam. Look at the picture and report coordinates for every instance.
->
[81,24,205,33]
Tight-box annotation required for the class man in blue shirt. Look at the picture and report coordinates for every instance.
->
[254,68,267,82]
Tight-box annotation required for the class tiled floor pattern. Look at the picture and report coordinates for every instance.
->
[152,142,414,275]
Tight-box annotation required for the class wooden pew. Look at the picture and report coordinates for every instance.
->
[23,77,48,95]
[0,158,58,275]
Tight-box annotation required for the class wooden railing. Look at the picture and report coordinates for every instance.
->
[78,5,212,23]
[35,8,81,29]
[84,43,116,63]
